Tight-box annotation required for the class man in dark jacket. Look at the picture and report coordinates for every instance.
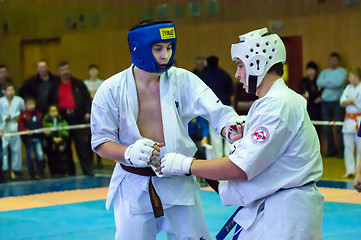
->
[19,60,57,115]
[49,61,93,176]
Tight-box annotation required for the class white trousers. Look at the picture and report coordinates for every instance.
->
[209,126,231,158]
[343,132,361,174]
[2,136,22,171]
[113,186,211,240]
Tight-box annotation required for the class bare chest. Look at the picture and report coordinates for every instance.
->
[136,82,165,143]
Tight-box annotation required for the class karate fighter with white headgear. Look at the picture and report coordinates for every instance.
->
[91,20,242,240]
[159,28,324,239]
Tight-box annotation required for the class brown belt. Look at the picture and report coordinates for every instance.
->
[120,164,164,218]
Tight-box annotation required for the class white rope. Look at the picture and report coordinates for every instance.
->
[0,120,346,138]
[311,120,344,126]
[2,123,90,137]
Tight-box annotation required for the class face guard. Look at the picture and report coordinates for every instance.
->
[128,21,177,73]
[231,28,286,94]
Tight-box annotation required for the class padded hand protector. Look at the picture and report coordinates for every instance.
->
[225,115,246,144]
[160,153,194,175]
[124,138,156,167]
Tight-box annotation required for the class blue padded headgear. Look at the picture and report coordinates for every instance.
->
[128,21,177,73]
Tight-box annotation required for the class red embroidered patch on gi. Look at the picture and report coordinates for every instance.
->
[251,126,269,144]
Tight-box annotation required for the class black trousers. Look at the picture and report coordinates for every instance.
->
[321,101,344,155]
[60,109,94,176]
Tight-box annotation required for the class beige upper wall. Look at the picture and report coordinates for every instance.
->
[0,0,360,85]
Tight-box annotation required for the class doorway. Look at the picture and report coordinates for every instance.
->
[20,38,61,83]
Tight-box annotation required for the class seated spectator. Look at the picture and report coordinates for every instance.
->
[42,105,70,178]
[18,98,45,179]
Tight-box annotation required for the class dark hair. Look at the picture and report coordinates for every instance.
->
[329,52,340,59]
[268,62,284,76]
[48,104,58,111]
[206,56,219,67]
[0,64,7,69]
[58,61,68,68]
[88,64,99,70]
[306,61,318,72]
[24,97,35,103]
[130,20,173,31]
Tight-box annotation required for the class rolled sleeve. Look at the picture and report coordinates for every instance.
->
[91,97,120,151]
[228,114,290,180]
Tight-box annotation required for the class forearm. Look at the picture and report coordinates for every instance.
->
[94,141,127,163]
[190,157,248,181]
[340,99,355,107]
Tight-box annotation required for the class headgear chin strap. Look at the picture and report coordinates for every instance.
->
[248,75,258,94]
[231,28,286,92]
[128,21,177,73]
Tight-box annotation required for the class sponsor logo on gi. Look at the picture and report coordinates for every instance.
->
[159,27,175,39]
[251,126,269,144]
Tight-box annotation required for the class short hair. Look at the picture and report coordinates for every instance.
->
[24,97,35,103]
[329,52,340,59]
[206,56,219,67]
[306,61,318,72]
[268,62,284,77]
[0,64,7,69]
[88,64,99,70]
[58,61,68,68]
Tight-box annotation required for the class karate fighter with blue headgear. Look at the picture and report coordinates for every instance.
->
[159,28,324,239]
[90,21,241,239]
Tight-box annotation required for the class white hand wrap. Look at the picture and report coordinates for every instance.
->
[160,153,194,176]
[124,138,156,167]
[225,115,247,144]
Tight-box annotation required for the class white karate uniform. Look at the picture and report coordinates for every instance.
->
[91,65,237,240]
[0,96,25,171]
[219,79,324,239]
[340,83,361,175]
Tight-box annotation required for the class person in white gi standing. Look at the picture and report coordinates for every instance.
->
[159,28,324,240]
[0,84,25,178]
[91,21,239,240]
[340,67,361,179]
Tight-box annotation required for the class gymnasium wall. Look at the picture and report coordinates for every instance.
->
[0,0,360,88]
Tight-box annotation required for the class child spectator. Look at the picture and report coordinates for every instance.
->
[42,105,70,178]
[18,98,45,179]
[0,84,25,180]
[340,67,361,178]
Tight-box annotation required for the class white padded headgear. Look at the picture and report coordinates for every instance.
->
[231,28,286,90]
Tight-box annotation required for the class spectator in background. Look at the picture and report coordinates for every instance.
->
[188,116,209,159]
[192,56,206,78]
[43,105,70,178]
[84,64,104,169]
[18,98,45,180]
[317,52,347,158]
[340,67,361,178]
[0,84,25,180]
[49,61,93,176]
[233,81,258,115]
[19,60,57,115]
[202,55,234,158]
[300,61,322,135]
[0,64,15,97]
[84,64,103,99]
